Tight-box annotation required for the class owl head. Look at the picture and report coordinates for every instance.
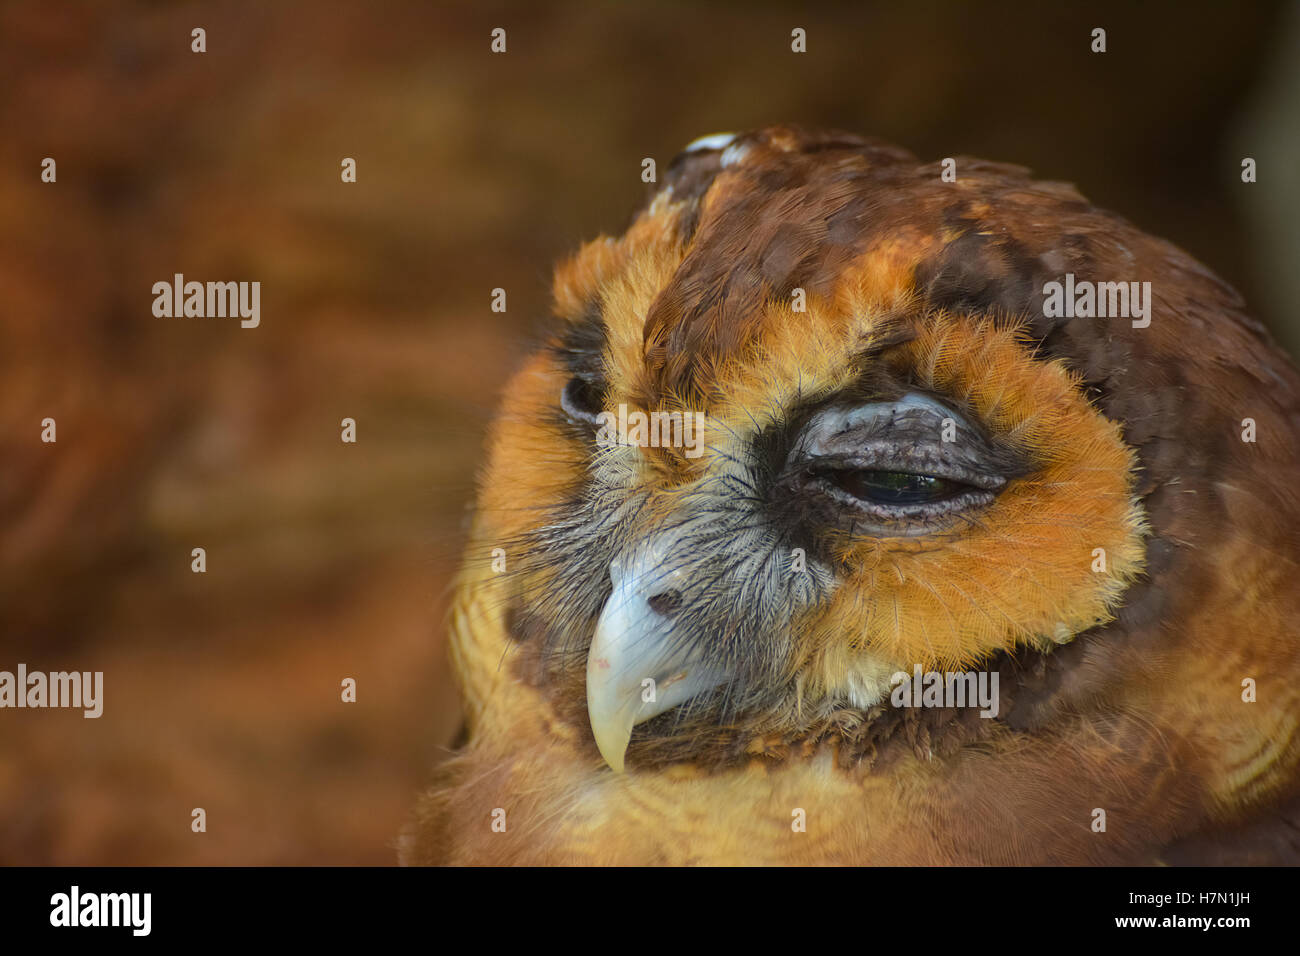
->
[472,126,1299,782]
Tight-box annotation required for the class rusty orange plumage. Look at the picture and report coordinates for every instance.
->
[402,126,1300,865]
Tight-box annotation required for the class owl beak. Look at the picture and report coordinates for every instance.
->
[586,538,727,772]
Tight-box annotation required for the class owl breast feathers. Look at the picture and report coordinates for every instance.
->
[402,126,1300,865]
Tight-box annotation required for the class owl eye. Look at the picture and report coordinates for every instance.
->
[823,469,971,506]
[561,376,605,425]
[805,465,993,524]
[774,393,1019,534]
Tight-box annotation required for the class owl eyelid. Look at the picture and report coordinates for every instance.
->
[560,376,606,426]
[811,474,995,521]
[789,402,1011,486]
[770,397,1017,530]
[782,462,997,534]
[794,394,976,447]
[799,449,1007,492]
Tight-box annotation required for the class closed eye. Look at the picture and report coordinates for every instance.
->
[772,392,1023,536]
[803,463,997,528]
[820,469,975,506]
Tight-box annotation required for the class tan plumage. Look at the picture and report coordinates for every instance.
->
[402,126,1300,865]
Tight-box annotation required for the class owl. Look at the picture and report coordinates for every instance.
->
[402,126,1300,865]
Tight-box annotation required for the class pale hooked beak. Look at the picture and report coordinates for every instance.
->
[585,533,727,772]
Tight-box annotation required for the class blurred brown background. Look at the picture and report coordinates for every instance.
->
[1,0,1297,864]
